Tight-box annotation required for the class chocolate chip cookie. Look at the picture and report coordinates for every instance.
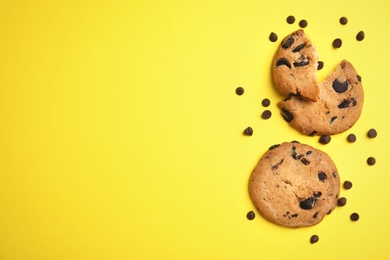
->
[272,29,320,101]
[248,142,340,228]
[277,60,364,135]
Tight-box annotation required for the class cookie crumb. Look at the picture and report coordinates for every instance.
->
[319,135,331,144]
[299,19,308,28]
[367,157,376,166]
[310,235,319,244]
[333,38,342,48]
[350,212,360,221]
[261,110,272,119]
[339,16,348,25]
[343,181,353,190]
[286,15,295,24]
[261,98,271,107]
[235,87,244,95]
[246,211,255,220]
[347,133,357,143]
[269,32,278,42]
[367,128,377,138]
[356,31,365,41]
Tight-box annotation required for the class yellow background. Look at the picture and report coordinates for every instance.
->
[0,0,389,259]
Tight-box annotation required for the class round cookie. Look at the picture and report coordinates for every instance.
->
[277,60,364,136]
[248,142,340,228]
[272,29,320,101]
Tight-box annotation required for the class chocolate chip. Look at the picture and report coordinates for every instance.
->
[367,128,377,138]
[299,19,308,28]
[339,17,348,25]
[246,211,255,220]
[276,58,291,68]
[347,134,357,143]
[367,157,376,166]
[293,60,309,67]
[291,140,300,144]
[333,79,349,93]
[269,144,280,150]
[261,110,272,119]
[282,37,294,49]
[319,135,331,144]
[310,235,319,244]
[330,116,337,124]
[243,127,253,136]
[333,38,342,48]
[318,172,327,181]
[356,31,365,41]
[235,87,244,95]
[308,131,317,136]
[343,181,353,190]
[317,61,324,70]
[357,75,362,82]
[291,213,298,218]
[292,43,305,52]
[306,150,312,156]
[262,98,271,107]
[313,212,319,218]
[337,197,347,206]
[299,197,316,210]
[350,212,360,221]
[314,192,322,198]
[281,108,294,122]
[338,98,357,109]
[286,15,295,24]
[300,158,310,165]
[269,32,278,42]
[327,210,333,215]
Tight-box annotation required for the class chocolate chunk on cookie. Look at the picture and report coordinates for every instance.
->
[272,30,320,101]
[248,142,340,228]
[277,60,364,135]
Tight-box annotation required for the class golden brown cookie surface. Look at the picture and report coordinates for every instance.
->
[248,142,340,228]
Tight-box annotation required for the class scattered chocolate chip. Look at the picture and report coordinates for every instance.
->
[269,144,280,150]
[261,110,272,119]
[281,108,294,122]
[314,192,322,198]
[291,140,300,143]
[243,127,253,136]
[327,210,333,215]
[367,157,376,166]
[313,212,319,218]
[269,32,278,42]
[310,235,319,244]
[286,15,295,24]
[339,16,348,25]
[300,158,310,165]
[356,31,365,41]
[308,131,317,136]
[276,58,291,68]
[357,75,362,82]
[293,60,310,67]
[246,211,255,220]
[347,134,357,143]
[318,172,327,181]
[299,197,316,210]
[343,181,353,190]
[317,61,324,70]
[319,135,331,144]
[333,38,342,48]
[291,213,298,218]
[333,79,349,93]
[235,87,244,95]
[282,37,294,49]
[337,197,347,206]
[350,212,360,221]
[299,19,308,28]
[292,43,305,52]
[306,150,312,156]
[367,128,377,138]
[262,98,271,107]
[338,98,357,109]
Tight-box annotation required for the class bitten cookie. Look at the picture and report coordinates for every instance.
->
[249,142,340,228]
[272,29,320,101]
[277,60,364,135]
